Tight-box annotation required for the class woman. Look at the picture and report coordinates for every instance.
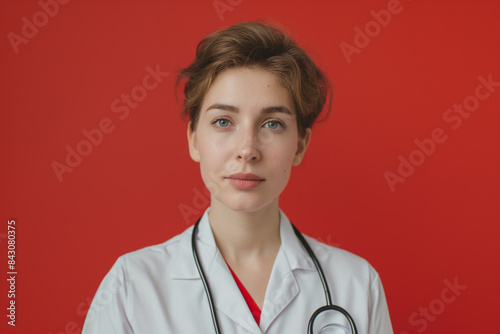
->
[82,21,393,334]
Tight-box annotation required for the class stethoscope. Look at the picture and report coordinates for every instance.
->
[191,216,358,334]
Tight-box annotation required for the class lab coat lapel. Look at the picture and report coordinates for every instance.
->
[169,208,316,333]
[258,246,299,332]
[169,208,261,333]
[207,246,262,333]
[259,210,317,332]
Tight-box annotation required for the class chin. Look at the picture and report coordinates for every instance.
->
[219,195,277,213]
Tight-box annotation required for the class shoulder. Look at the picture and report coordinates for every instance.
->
[303,234,380,284]
[112,226,193,277]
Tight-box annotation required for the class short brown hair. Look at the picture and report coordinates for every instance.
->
[176,21,332,138]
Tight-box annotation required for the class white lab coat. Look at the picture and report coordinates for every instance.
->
[82,207,393,334]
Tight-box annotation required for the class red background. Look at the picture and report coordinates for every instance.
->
[1,0,499,333]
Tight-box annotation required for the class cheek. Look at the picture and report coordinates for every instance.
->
[198,137,236,176]
[198,132,220,160]
[270,149,295,177]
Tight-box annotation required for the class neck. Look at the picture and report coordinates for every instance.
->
[207,198,281,265]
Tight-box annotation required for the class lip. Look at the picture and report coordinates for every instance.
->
[226,173,265,190]
[227,173,264,181]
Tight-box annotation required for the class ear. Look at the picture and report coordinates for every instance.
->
[187,121,200,162]
[292,128,311,166]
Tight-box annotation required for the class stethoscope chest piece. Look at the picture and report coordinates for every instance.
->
[308,305,358,334]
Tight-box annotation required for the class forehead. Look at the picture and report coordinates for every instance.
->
[201,67,295,114]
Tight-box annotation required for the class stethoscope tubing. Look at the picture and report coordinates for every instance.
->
[290,223,333,306]
[307,305,358,334]
[191,216,358,334]
[192,219,221,334]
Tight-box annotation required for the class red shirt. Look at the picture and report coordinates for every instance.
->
[226,263,262,325]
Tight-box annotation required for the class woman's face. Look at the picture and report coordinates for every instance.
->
[187,67,311,213]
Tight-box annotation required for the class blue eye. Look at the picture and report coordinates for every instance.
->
[265,121,283,129]
[215,119,230,127]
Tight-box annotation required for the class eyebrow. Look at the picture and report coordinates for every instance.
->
[205,104,293,116]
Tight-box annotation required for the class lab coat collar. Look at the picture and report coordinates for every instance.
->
[168,206,317,333]
[168,207,316,279]
[167,207,218,280]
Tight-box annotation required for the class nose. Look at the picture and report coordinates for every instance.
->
[236,125,261,162]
